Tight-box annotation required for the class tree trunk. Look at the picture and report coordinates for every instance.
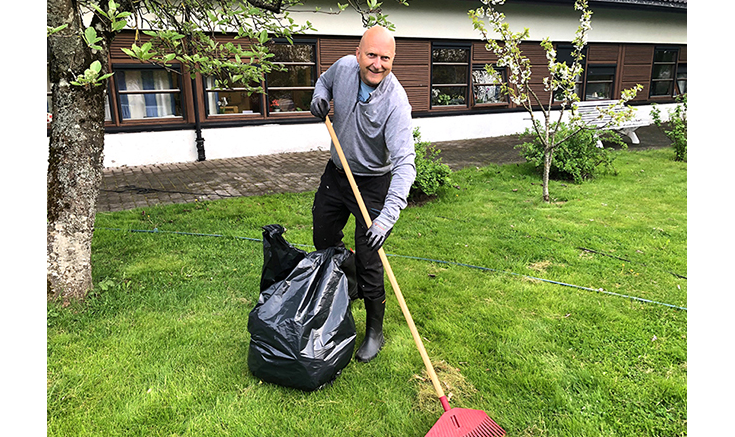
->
[47,0,110,302]
[542,147,553,202]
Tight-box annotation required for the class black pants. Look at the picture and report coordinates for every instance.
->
[312,160,391,302]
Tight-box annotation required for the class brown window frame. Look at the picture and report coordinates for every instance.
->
[265,38,317,117]
[430,43,471,109]
[650,46,681,98]
[553,44,587,102]
[106,62,187,127]
[584,64,617,101]
[471,63,508,107]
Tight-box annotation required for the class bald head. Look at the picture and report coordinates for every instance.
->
[356,26,396,87]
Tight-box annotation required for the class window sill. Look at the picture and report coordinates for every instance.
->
[472,102,509,108]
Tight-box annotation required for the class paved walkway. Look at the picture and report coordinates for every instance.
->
[98,124,671,212]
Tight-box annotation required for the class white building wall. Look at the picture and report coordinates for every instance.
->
[104,130,197,168]
[103,103,677,168]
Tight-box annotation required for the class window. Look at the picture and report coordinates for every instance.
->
[471,65,506,105]
[431,45,469,107]
[650,47,680,97]
[204,77,262,116]
[113,65,183,121]
[266,40,316,114]
[554,45,586,101]
[585,66,615,100]
[675,63,687,95]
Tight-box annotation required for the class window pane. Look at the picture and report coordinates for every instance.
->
[105,96,112,121]
[676,80,687,95]
[587,66,615,82]
[652,64,673,80]
[474,85,504,104]
[585,82,612,100]
[204,77,262,116]
[268,65,315,88]
[206,90,260,115]
[432,64,468,85]
[268,43,314,63]
[472,67,505,104]
[269,89,313,113]
[431,86,467,106]
[654,49,677,63]
[471,67,495,85]
[676,64,687,80]
[115,69,182,120]
[432,48,469,63]
[651,80,672,96]
[676,64,687,95]
[118,94,182,119]
[556,45,586,66]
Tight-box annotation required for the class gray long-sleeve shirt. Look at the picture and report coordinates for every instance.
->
[312,55,416,228]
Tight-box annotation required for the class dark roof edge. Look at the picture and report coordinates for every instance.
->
[592,0,686,10]
[508,0,686,12]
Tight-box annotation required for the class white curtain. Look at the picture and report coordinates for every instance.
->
[117,70,177,119]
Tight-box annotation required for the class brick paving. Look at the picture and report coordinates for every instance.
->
[98,124,671,213]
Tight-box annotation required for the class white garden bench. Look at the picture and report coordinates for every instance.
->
[575,100,648,148]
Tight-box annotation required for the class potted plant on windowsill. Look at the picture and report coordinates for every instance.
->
[270,99,281,112]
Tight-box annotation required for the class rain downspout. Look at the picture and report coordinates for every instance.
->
[191,76,206,161]
[184,7,205,162]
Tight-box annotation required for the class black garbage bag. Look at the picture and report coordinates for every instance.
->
[248,225,357,391]
[259,224,308,293]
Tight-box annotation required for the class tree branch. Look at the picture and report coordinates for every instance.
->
[246,0,284,13]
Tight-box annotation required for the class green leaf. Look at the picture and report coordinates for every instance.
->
[89,60,102,73]
[258,29,268,44]
[84,27,101,44]
[112,20,127,32]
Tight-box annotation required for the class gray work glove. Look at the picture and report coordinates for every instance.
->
[366,218,391,251]
[310,96,330,120]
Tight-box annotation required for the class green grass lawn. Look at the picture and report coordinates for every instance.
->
[48,147,686,436]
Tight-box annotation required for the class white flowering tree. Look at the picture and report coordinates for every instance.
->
[469,0,642,202]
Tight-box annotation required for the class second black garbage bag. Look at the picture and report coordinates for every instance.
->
[248,224,357,391]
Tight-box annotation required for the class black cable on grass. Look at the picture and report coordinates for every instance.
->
[387,253,687,311]
[535,234,687,280]
[576,246,687,279]
[96,227,687,311]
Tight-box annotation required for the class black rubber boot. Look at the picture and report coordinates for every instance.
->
[355,298,385,363]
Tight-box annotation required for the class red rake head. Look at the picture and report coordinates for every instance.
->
[425,407,506,437]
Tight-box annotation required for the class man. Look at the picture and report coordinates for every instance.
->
[310,26,416,363]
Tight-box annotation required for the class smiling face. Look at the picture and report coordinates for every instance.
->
[356,26,396,88]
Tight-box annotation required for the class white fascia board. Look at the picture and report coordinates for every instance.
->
[297,0,685,44]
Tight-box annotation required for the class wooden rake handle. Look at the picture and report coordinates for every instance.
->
[324,116,451,411]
